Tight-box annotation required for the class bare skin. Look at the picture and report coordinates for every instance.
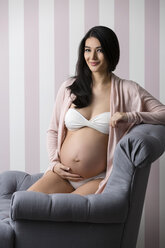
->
[27,170,103,196]
[27,37,127,195]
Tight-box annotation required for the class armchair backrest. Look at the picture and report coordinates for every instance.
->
[104,124,165,248]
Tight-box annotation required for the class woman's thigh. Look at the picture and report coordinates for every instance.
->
[27,170,74,194]
[71,179,102,196]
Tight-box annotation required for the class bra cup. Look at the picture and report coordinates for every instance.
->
[90,119,110,134]
[65,108,88,129]
[65,108,110,134]
[91,112,110,123]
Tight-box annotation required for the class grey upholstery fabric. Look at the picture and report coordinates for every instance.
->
[0,124,165,248]
[11,191,127,223]
[13,221,124,248]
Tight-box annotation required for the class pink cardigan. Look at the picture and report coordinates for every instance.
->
[46,73,165,194]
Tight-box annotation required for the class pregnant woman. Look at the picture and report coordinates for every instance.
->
[28,26,165,195]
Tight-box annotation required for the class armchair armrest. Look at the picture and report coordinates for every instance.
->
[104,124,165,193]
[10,190,128,224]
[123,124,165,166]
[0,171,43,197]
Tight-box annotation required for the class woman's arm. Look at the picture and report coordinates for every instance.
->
[46,82,66,172]
[110,83,165,128]
[126,84,165,125]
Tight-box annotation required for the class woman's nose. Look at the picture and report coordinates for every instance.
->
[90,51,97,60]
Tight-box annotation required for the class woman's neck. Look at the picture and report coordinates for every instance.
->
[92,72,111,89]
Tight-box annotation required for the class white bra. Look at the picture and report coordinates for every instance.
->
[65,108,110,134]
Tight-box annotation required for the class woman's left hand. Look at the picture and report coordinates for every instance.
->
[110,112,128,128]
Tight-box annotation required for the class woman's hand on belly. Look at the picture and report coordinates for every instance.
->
[53,162,84,181]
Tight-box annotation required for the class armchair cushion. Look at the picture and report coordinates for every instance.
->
[10,191,127,223]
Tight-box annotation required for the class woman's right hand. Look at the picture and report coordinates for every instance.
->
[53,162,84,181]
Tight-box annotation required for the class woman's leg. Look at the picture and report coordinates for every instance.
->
[71,179,102,196]
[27,170,74,194]
[27,171,102,195]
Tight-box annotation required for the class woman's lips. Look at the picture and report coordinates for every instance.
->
[90,62,99,66]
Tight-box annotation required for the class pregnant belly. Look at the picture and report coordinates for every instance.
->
[60,127,108,178]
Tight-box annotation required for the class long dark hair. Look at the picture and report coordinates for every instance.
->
[67,26,120,108]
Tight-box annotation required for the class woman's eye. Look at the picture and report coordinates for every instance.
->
[84,48,103,53]
[97,48,103,53]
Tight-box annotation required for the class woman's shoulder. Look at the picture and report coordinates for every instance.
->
[65,77,76,86]
[57,77,76,95]
[123,79,139,92]
[56,77,76,101]
[112,73,139,91]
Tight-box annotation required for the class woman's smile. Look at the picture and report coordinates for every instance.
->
[90,62,100,66]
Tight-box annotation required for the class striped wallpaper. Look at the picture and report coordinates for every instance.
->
[0,0,165,247]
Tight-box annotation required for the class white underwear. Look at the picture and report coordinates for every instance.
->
[68,171,106,189]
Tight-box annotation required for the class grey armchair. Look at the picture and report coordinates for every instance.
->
[0,124,165,248]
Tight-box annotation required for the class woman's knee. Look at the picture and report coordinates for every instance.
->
[44,170,64,182]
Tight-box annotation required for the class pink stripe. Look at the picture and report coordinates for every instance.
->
[24,0,40,174]
[145,0,160,247]
[114,0,129,79]
[84,0,99,33]
[54,0,69,96]
[0,0,10,172]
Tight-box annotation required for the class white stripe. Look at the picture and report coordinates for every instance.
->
[159,1,165,247]
[99,0,114,30]
[69,0,84,76]
[39,0,55,172]
[129,1,145,247]
[129,0,144,87]
[9,0,25,171]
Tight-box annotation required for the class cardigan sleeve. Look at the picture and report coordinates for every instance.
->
[126,84,165,125]
[46,82,67,171]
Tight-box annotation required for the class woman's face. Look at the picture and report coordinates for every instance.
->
[84,37,108,74]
